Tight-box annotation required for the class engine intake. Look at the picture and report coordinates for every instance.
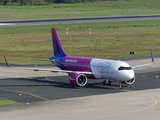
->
[69,74,87,86]
[122,78,135,85]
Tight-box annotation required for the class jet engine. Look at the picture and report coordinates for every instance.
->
[69,74,87,86]
[122,78,135,85]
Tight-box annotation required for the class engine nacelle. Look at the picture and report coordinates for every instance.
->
[69,74,87,86]
[122,78,135,85]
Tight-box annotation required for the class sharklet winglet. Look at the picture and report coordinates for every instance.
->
[151,51,155,63]
[131,52,155,69]
[3,56,10,67]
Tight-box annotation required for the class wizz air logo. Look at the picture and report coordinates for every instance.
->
[97,62,112,73]
[65,59,77,63]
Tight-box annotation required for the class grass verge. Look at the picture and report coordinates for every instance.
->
[0,19,160,64]
[0,0,160,20]
[0,98,19,106]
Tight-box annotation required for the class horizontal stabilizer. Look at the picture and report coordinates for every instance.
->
[28,58,53,61]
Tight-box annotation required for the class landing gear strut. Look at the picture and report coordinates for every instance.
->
[103,80,111,86]
[118,81,123,89]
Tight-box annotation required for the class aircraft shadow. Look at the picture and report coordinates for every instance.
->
[0,76,127,90]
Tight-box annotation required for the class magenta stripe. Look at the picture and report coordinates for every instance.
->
[63,56,92,72]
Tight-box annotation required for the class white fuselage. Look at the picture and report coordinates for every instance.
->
[90,58,135,81]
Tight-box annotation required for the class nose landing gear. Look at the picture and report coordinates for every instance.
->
[118,81,123,89]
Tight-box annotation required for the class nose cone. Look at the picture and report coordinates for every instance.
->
[119,70,135,81]
[124,70,135,80]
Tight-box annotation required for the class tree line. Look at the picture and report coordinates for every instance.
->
[0,0,117,5]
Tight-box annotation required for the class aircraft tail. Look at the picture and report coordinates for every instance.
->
[51,28,66,57]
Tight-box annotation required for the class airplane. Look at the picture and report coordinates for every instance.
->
[4,28,155,89]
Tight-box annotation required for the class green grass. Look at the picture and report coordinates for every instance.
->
[0,0,160,20]
[0,98,19,106]
[0,19,160,64]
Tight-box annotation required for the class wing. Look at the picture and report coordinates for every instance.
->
[3,56,92,75]
[131,52,155,69]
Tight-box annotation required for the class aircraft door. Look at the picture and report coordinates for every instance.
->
[110,64,115,74]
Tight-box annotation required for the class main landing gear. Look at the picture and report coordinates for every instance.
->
[103,80,111,86]
[103,80,123,89]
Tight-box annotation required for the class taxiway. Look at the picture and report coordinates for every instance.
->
[0,57,160,120]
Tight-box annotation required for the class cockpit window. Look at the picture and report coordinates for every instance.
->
[118,66,132,70]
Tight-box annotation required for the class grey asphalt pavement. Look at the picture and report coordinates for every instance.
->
[0,57,160,120]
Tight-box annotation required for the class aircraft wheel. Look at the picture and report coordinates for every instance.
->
[103,80,111,86]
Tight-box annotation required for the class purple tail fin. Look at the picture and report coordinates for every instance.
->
[51,28,66,57]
